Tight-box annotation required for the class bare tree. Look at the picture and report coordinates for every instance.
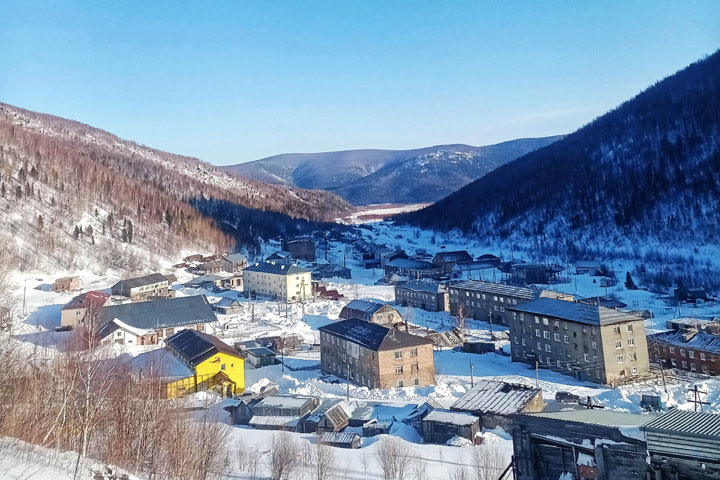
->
[470,446,506,480]
[270,432,300,480]
[314,442,335,480]
[376,436,413,480]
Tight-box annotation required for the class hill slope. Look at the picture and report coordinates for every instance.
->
[0,103,351,273]
[224,137,560,205]
[400,51,720,249]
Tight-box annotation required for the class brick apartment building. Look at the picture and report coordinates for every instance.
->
[507,298,650,385]
[395,279,449,312]
[647,329,720,375]
[318,319,435,389]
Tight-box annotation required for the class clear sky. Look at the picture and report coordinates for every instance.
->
[1,1,718,165]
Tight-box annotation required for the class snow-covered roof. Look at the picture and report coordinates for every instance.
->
[386,258,438,270]
[223,253,247,263]
[423,409,478,426]
[111,273,168,290]
[319,318,432,351]
[214,297,241,307]
[165,329,239,366]
[320,432,359,445]
[508,297,642,326]
[433,251,473,263]
[254,394,316,410]
[62,291,110,310]
[451,281,537,300]
[244,261,309,276]
[648,330,720,353]
[109,318,156,337]
[97,295,216,333]
[249,416,300,428]
[396,279,443,294]
[526,409,651,427]
[450,380,541,414]
[643,409,720,439]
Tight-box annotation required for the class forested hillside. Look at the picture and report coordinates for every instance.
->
[0,103,351,273]
[401,51,720,248]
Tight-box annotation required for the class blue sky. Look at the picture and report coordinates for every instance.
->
[2,1,718,165]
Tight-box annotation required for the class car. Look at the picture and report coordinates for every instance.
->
[54,325,73,332]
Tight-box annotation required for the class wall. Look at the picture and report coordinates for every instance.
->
[377,343,435,388]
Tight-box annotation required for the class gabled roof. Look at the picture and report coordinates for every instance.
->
[319,318,432,351]
[223,253,247,263]
[648,330,720,354]
[320,432,359,445]
[244,262,309,276]
[508,297,642,326]
[165,329,239,366]
[214,297,241,307]
[434,251,473,263]
[450,379,541,414]
[62,291,110,310]
[524,409,651,427]
[254,394,316,410]
[576,296,627,309]
[97,295,216,333]
[423,409,478,426]
[386,258,438,270]
[111,273,169,291]
[341,299,387,317]
[643,409,720,439]
[451,280,538,299]
[185,274,223,286]
[266,250,292,259]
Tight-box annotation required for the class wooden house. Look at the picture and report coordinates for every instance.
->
[298,398,349,433]
[339,299,403,327]
[212,297,244,315]
[674,286,709,303]
[421,409,479,444]
[198,261,223,275]
[248,394,320,431]
[110,273,172,301]
[450,379,544,429]
[432,250,473,274]
[575,260,601,275]
[320,432,361,449]
[53,276,82,292]
[265,251,293,265]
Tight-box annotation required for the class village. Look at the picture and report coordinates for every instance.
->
[3,226,720,480]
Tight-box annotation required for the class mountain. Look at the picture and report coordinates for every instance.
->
[224,137,561,205]
[0,103,351,273]
[400,51,720,250]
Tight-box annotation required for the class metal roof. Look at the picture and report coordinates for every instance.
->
[249,416,300,428]
[450,380,541,414]
[214,297,241,307]
[386,258,438,270]
[224,253,247,263]
[62,291,110,310]
[319,318,433,351]
[525,409,652,427]
[643,409,720,439]
[396,280,443,294]
[244,261,309,276]
[508,297,642,326]
[246,346,276,358]
[648,330,720,354]
[434,251,473,263]
[165,329,239,366]
[111,273,169,291]
[340,299,392,320]
[320,432,359,445]
[423,409,479,426]
[451,280,538,300]
[254,394,316,410]
[97,295,217,332]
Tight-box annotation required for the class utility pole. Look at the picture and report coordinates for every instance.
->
[535,360,539,389]
[346,362,350,401]
[281,346,284,373]
[688,385,709,412]
[470,358,474,388]
[324,231,328,261]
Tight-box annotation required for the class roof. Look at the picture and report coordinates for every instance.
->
[508,297,642,326]
[185,274,223,286]
[525,409,652,427]
[576,260,601,268]
[109,318,157,337]
[576,296,627,309]
[224,253,247,263]
[450,380,541,414]
[341,299,388,319]
[319,318,433,351]
[643,409,720,439]
[249,416,300,428]
[244,261,309,276]
[62,291,110,310]
[320,432,359,445]
[97,295,217,332]
[434,251,473,263]
[254,394,316,410]
[165,329,239,366]
[423,409,478,426]
[451,280,538,300]
[246,346,276,358]
[214,297,241,307]
[266,251,292,259]
[305,398,347,424]
[452,261,496,271]
[396,280,442,294]
[111,273,169,290]
[386,258,438,270]
[648,330,720,354]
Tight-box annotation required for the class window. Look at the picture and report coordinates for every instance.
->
[514,338,519,345]
[630,353,637,361]
[395,350,403,359]
[411,364,419,372]
[542,318,549,326]
[700,352,707,361]
[616,355,624,364]
[395,365,403,374]
[564,335,569,344]
[681,349,686,357]
[545,344,551,352]
[702,365,709,374]
[221,364,226,371]
[669,347,676,354]
[613,326,621,334]
[615,340,622,349]
[563,321,568,330]
[626,324,633,332]
[535,329,541,337]
[631,366,638,375]
[688,351,695,359]
[681,361,687,368]
[397,381,404,388]
[166,328,174,336]
[534,316,540,324]
[627,338,634,347]
[554,320,560,328]
[521,338,526,346]
[410,348,418,357]
[592,341,597,350]
[584,353,590,362]
[554,333,561,342]
[519,313,524,321]
[543,331,550,339]
[513,299,517,305]
[413,378,419,386]
[537,342,542,350]
[493,296,498,301]
[671,359,677,367]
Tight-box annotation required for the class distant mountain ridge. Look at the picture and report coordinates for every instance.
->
[399,51,720,249]
[224,137,561,205]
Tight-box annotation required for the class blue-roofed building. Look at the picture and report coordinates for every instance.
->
[242,261,312,302]
[507,298,650,385]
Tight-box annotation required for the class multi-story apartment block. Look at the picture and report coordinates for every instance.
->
[318,319,435,389]
[507,298,650,385]
[448,281,573,326]
[243,262,311,302]
[110,273,173,301]
[647,329,720,375]
[395,280,449,312]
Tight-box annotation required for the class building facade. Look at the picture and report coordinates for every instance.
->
[243,262,311,302]
[222,253,248,273]
[53,276,82,292]
[110,273,172,301]
[395,280,449,312]
[384,258,442,279]
[432,250,473,274]
[339,299,403,327]
[281,237,316,261]
[318,319,435,389]
[60,291,110,327]
[507,298,650,385]
[647,329,720,375]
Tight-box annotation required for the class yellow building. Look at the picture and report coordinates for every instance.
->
[164,329,244,398]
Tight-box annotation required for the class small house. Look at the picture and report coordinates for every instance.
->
[432,250,474,274]
[450,379,544,429]
[312,264,352,280]
[221,253,248,273]
[53,276,81,292]
[575,260,601,275]
[110,273,172,301]
[184,274,224,291]
[60,291,110,328]
[403,399,443,431]
[265,251,293,265]
[421,409,479,444]
[224,383,280,424]
[221,275,243,289]
[674,286,709,303]
[236,341,277,369]
[509,263,551,285]
[462,340,496,354]
[212,297,244,315]
[298,398,349,433]
[384,258,442,279]
[248,394,320,431]
[320,432,361,449]
[282,237,316,261]
[576,296,627,309]
[339,299,403,327]
[198,261,223,275]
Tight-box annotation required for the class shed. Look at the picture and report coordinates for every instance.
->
[339,299,402,327]
[212,297,244,315]
[421,409,479,444]
[320,432,361,449]
[450,379,544,429]
[243,346,277,368]
[643,409,720,465]
[463,340,496,354]
[298,398,349,434]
